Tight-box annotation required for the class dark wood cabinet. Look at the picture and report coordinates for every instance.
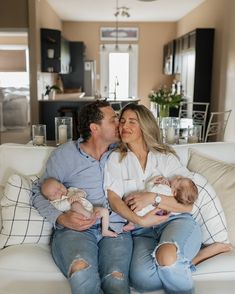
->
[39,99,138,140]
[60,42,85,90]
[174,38,182,74]
[164,28,214,118]
[163,40,175,75]
[41,28,61,73]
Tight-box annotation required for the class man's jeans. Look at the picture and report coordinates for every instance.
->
[130,213,201,294]
[51,224,132,294]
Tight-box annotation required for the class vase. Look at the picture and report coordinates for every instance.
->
[158,104,170,118]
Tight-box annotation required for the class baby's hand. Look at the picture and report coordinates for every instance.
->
[75,191,86,198]
[153,176,170,186]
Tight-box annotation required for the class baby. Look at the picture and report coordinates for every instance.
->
[41,178,117,237]
[123,175,198,231]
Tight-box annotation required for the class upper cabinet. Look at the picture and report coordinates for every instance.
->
[163,40,175,75]
[163,28,214,105]
[41,28,61,73]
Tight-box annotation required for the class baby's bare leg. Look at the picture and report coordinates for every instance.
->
[192,242,233,265]
[71,201,92,219]
[94,207,118,237]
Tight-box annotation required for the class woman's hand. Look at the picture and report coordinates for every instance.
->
[125,192,155,213]
[138,207,170,227]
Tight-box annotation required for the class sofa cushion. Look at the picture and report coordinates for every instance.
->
[188,149,235,246]
[0,174,52,248]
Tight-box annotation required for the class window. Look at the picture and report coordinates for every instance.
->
[100,44,138,100]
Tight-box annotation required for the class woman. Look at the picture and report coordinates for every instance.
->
[105,103,202,294]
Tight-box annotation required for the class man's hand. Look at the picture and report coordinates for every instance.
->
[57,210,98,231]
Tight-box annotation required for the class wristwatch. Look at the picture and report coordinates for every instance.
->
[155,194,162,207]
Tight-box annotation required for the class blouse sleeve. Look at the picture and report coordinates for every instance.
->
[104,152,125,199]
[161,153,193,179]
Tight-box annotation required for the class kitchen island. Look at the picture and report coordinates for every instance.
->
[39,97,139,140]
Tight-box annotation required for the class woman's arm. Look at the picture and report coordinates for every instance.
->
[125,191,193,214]
[108,190,169,227]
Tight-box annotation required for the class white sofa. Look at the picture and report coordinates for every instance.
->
[0,142,235,294]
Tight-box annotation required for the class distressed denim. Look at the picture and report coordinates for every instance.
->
[51,224,132,294]
[130,213,201,294]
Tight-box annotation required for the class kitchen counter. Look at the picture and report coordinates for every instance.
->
[39,98,139,140]
[41,95,140,103]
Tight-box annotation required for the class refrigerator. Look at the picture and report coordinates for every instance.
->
[84,60,96,96]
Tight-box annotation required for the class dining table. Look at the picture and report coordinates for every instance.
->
[158,117,202,145]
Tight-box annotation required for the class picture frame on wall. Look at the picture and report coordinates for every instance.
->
[100,27,139,41]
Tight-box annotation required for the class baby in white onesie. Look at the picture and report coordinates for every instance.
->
[123,175,198,231]
[41,178,117,237]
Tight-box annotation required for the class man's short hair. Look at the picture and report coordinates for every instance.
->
[77,100,110,141]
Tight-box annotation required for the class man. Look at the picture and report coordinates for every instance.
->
[32,100,132,294]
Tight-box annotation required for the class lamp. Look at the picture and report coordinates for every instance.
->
[114,0,130,50]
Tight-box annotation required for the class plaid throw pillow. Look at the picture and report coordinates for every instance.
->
[191,173,229,245]
[0,174,53,249]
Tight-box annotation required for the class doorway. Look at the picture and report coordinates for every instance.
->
[0,30,30,144]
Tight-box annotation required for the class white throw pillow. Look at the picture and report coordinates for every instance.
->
[188,149,235,246]
[0,174,53,249]
[191,173,229,245]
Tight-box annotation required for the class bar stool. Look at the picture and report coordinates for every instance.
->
[58,107,79,140]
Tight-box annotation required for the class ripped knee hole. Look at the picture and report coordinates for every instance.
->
[111,271,124,280]
[69,259,89,276]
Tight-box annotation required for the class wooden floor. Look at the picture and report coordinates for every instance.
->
[0,126,31,145]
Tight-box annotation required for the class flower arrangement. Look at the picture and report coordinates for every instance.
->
[148,86,182,108]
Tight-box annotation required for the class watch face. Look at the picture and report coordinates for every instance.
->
[155,195,161,204]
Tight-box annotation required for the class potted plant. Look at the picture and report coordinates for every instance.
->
[44,84,61,100]
[148,85,183,118]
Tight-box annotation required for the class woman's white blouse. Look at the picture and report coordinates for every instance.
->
[104,150,191,199]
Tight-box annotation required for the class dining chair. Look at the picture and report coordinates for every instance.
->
[204,109,232,142]
[178,102,210,141]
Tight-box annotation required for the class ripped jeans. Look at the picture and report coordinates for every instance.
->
[51,224,132,294]
[130,213,201,294]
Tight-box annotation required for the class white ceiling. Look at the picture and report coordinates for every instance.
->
[47,0,205,22]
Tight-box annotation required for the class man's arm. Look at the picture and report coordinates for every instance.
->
[31,149,97,230]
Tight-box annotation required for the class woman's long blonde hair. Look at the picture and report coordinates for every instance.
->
[118,103,176,160]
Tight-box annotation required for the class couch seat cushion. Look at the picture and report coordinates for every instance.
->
[0,244,60,272]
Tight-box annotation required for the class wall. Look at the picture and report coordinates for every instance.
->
[62,21,176,106]
[177,0,234,142]
[0,0,28,28]
[37,0,62,102]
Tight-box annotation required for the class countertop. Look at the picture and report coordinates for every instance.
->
[39,96,140,103]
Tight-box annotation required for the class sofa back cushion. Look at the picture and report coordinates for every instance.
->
[0,144,55,186]
[187,149,235,246]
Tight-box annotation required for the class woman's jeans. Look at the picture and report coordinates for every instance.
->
[51,224,132,294]
[130,213,201,294]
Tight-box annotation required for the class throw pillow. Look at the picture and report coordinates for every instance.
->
[191,173,228,245]
[0,174,53,249]
[187,149,235,246]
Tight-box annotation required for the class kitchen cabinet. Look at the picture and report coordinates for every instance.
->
[39,98,138,140]
[41,28,61,73]
[174,38,182,74]
[180,28,214,104]
[163,40,175,75]
[60,41,85,90]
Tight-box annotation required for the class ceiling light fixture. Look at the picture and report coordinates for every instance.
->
[114,0,130,50]
[137,0,158,2]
